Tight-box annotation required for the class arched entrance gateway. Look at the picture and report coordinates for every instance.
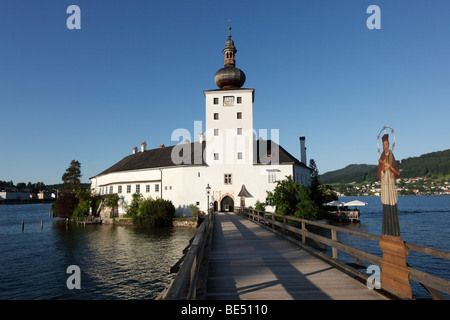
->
[220,196,234,212]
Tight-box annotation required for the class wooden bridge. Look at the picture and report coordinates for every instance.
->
[158,208,450,300]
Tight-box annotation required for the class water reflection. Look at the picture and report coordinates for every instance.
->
[51,222,196,299]
[0,204,196,300]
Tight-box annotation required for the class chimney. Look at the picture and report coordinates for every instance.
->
[299,137,307,165]
[199,133,205,143]
[159,144,165,148]
[141,141,147,152]
[132,146,138,154]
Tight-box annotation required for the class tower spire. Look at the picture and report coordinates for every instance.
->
[214,23,246,89]
[223,21,237,67]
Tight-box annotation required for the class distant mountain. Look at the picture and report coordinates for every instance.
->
[319,149,450,185]
[319,164,377,184]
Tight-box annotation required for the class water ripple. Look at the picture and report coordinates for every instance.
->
[0,204,196,300]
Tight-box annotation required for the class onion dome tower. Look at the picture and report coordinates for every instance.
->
[214,24,246,89]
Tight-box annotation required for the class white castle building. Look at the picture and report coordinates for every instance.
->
[90,28,311,218]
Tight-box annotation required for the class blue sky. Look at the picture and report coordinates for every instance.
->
[1,0,449,185]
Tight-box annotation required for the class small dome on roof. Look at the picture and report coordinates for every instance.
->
[214,26,246,89]
[215,66,246,89]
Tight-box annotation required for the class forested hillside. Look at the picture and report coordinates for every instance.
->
[320,149,450,184]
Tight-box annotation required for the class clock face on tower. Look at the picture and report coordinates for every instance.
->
[223,96,234,106]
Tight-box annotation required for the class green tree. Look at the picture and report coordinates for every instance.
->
[134,198,175,227]
[103,193,119,217]
[125,192,143,219]
[295,185,319,220]
[71,189,95,221]
[308,158,338,209]
[72,198,90,221]
[266,176,320,219]
[309,159,320,190]
[16,182,26,190]
[52,192,79,218]
[266,175,302,216]
[254,200,266,212]
[189,204,200,217]
[104,194,119,211]
[314,184,338,205]
[62,160,82,194]
[52,161,83,218]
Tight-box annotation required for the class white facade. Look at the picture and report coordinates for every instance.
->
[0,192,31,200]
[90,32,311,218]
[204,88,255,166]
[90,85,310,217]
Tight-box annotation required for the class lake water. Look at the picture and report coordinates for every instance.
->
[0,203,196,300]
[328,195,450,299]
[1,196,449,300]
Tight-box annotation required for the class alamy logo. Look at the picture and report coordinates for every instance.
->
[366,5,381,30]
[170,121,280,166]
[66,265,81,289]
[66,5,81,30]
[366,265,381,289]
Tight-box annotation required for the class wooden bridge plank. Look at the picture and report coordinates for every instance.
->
[205,212,387,300]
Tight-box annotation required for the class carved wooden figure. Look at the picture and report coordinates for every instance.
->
[377,128,412,299]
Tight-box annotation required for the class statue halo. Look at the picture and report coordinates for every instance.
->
[377,126,396,153]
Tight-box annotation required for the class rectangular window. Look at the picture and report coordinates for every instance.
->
[224,174,232,185]
[214,153,219,160]
[237,128,242,135]
[109,186,113,194]
[237,112,242,119]
[237,97,242,104]
[198,172,201,177]
[146,185,150,193]
[214,128,219,136]
[155,184,160,192]
[213,97,219,105]
[237,152,243,160]
[268,173,277,183]
[127,185,131,193]
[214,113,219,120]
[136,184,140,193]
[118,185,122,194]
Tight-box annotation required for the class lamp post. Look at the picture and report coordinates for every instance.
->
[206,184,211,214]
[210,189,214,213]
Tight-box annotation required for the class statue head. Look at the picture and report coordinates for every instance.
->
[382,134,390,153]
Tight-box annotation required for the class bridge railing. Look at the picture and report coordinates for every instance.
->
[157,212,214,300]
[236,206,450,300]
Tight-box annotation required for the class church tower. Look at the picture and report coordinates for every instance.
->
[204,26,255,166]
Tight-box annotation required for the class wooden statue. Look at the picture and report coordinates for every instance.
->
[377,133,400,236]
[377,127,412,299]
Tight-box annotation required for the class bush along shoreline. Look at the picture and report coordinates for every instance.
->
[120,193,204,228]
